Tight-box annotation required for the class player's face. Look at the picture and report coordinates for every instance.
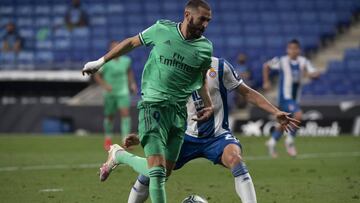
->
[187,7,212,38]
[287,43,301,59]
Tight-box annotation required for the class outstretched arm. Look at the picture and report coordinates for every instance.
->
[237,83,300,132]
[82,35,142,75]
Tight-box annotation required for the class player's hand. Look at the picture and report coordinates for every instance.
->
[124,133,140,148]
[263,81,272,91]
[130,82,138,94]
[82,57,105,76]
[275,111,301,133]
[192,106,213,122]
[104,85,112,92]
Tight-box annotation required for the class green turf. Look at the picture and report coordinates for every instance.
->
[0,135,359,203]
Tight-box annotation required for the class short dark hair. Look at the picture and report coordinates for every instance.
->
[288,39,301,47]
[185,0,211,11]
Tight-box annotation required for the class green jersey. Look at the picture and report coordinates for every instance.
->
[138,20,213,103]
[100,56,132,96]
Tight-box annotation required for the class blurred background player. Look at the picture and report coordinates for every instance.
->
[263,39,320,158]
[64,0,89,30]
[123,57,300,203]
[94,41,137,150]
[2,22,23,53]
[82,1,214,202]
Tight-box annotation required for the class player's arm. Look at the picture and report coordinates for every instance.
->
[127,67,138,94]
[262,57,280,91]
[236,83,300,132]
[194,69,214,122]
[94,73,112,92]
[82,35,142,76]
[305,59,321,79]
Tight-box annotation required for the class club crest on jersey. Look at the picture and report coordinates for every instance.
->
[209,68,216,78]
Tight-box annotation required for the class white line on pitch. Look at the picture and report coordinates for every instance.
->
[0,151,359,172]
[39,188,63,193]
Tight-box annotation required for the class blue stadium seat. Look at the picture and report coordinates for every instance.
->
[87,4,106,15]
[0,6,14,15]
[53,4,67,15]
[16,6,33,16]
[35,51,54,63]
[90,16,107,26]
[347,60,360,72]
[17,51,35,70]
[107,4,125,14]
[345,48,360,60]
[36,40,53,50]
[35,5,51,15]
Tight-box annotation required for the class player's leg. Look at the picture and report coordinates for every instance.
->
[266,100,296,158]
[118,95,131,144]
[266,125,283,158]
[285,110,302,157]
[221,143,257,203]
[128,137,201,203]
[103,95,117,150]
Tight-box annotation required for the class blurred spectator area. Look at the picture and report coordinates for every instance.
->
[0,0,360,99]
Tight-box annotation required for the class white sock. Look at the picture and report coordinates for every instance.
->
[235,173,257,203]
[128,179,149,203]
[268,137,276,147]
[285,134,294,146]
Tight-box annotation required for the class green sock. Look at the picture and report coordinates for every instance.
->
[115,150,148,176]
[104,118,113,138]
[149,166,167,203]
[120,116,131,140]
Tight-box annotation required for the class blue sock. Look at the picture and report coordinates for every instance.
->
[231,162,249,177]
[272,129,282,141]
[137,174,150,186]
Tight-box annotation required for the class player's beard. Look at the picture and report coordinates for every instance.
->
[187,18,205,39]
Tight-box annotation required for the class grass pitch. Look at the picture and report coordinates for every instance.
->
[0,135,359,203]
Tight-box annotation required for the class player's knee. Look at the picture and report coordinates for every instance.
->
[147,155,166,168]
[223,144,242,168]
[225,153,242,168]
[120,108,130,117]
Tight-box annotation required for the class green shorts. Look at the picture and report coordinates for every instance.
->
[137,100,187,162]
[104,94,130,116]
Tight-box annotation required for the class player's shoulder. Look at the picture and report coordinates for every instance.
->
[155,19,177,27]
[297,55,309,62]
[197,35,213,48]
[211,57,235,71]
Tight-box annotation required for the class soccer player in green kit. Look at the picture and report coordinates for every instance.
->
[94,41,138,151]
[82,1,213,202]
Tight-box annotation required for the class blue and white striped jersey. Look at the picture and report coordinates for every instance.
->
[267,55,316,103]
[185,57,243,139]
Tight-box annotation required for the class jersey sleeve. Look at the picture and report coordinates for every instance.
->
[305,58,316,74]
[266,57,281,70]
[223,59,243,91]
[139,21,160,46]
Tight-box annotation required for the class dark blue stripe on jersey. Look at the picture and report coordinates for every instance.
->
[292,83,299,100]
[224,59,241,81]
[278,68,285,104]
[197,114,215,138]
[192,90,215,137]
[218,58,230,131]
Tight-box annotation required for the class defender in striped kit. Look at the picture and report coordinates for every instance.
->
[263,39,320,158]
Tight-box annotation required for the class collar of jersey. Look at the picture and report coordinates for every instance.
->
[177,23,204,42]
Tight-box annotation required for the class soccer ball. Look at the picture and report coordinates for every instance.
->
[181,195,208,203]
